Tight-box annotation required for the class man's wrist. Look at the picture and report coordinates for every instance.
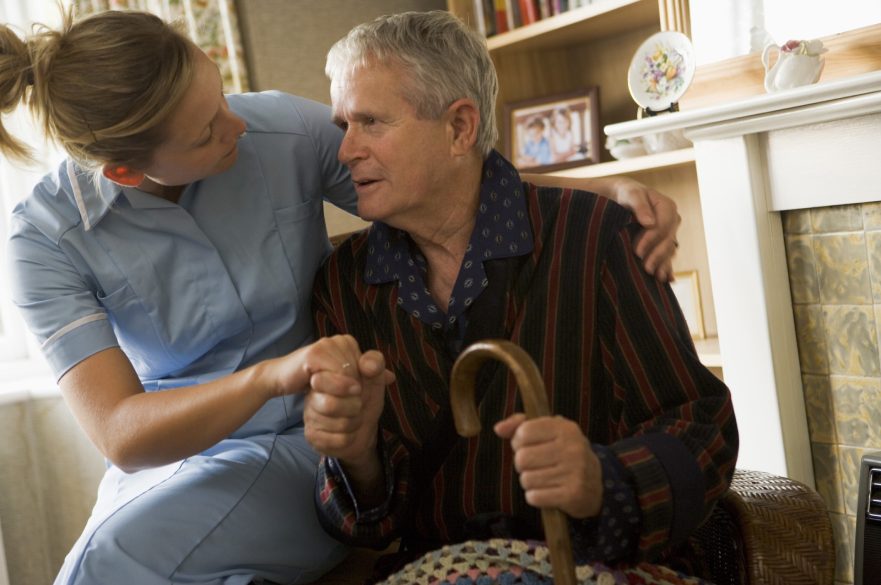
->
[340,448,384,507]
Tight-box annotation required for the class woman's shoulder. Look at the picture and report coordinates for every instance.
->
[10,159,84,242]
[226,91,334,136]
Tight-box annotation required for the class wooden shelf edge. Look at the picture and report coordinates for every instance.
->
[544,148,695,179]
[485,0,658,54]
[694,336,722,368]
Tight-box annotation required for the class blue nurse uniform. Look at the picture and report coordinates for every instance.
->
[6,91,357,584]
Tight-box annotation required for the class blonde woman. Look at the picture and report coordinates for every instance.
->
[1,8,680,585]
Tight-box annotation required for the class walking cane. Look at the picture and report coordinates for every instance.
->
[450,339,578,585]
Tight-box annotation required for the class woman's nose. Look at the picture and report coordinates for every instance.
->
[221,111,247,144]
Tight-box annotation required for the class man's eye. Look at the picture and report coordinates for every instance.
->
[365,117,376,125]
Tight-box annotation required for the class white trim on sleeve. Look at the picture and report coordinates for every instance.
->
[42,313,107,349]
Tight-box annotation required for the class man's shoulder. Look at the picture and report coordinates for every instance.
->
[323,229,370,272]
[526,182,633,227]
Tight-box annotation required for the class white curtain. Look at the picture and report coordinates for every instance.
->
[0,1,68,367]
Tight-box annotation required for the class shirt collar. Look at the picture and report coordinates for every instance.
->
[65,159,122,231]
[65,160,187,231]
[364,150,533,329]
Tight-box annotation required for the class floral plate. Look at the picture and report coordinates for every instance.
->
[627,31,695,112]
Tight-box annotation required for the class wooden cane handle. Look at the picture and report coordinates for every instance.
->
[450,339,577,585]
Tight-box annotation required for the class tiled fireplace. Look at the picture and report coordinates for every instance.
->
[608,71,881,583]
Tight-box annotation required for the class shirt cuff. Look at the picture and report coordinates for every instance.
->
[325,441,395,524]
[570,444,641,563]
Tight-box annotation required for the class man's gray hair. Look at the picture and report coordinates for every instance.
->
[325,10,499,156]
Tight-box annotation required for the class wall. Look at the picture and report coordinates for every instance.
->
[0,396,104,584]
[235,0,447,237]
[784,203,881,584]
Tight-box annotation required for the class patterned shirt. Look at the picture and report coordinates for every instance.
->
[312,152,738,567]
[356,151,639,560]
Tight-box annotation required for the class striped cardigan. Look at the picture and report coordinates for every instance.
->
[312,183,738,563]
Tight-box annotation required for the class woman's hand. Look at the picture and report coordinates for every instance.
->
[303,349,392,464]
[605,176,681,282]
[264,334,363,399]
[494,413,602,519]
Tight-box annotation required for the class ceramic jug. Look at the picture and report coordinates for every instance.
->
[762,40,826,92]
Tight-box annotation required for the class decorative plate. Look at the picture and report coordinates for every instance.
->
[627,31,695,112]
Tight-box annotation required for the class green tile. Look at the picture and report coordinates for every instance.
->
[829,512,855,583]
[782,209,812,234]
[830,376,881,448]
[823,306,880,377]
[862,202,881,230]
[803,374,836,443]
[811,204,863,233]
[785,235,820,304]
[813,234,871,305]
[866,231,881,303]
[811,442,844,514]
[793,304,829,375]
[838,445,867,516]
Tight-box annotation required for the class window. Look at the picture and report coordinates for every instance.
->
[0,1,67,377]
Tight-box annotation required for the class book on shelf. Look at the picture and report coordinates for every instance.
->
[537,0,551,19]
[474,0,496,36]
[519,0,539,24]
[506,0,522,30]
[553,0,569,14]
[494,0,509,33]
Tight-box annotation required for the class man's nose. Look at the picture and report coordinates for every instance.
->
[338,127,364,165]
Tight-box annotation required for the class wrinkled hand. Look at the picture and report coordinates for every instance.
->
[606,177,681,282]
[303,344,393,466]
[494,414,602,519]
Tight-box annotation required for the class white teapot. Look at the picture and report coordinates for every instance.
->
[762,39,827,92]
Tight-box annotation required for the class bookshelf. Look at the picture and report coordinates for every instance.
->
[448,0,721,372]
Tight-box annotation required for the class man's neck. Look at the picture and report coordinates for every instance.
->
[406,159,484,310]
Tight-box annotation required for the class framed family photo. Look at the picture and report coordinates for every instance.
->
[503,87,601,173]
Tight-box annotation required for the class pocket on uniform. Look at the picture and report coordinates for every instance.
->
[274,198,322,226]
[97,282,190,377]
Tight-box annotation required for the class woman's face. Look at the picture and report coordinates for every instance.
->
[554,111,570,132]
[139,48,247,188]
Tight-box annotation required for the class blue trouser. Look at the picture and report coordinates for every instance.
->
[54,424,349,585]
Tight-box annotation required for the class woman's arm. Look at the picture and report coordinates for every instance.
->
[59,337,362,473]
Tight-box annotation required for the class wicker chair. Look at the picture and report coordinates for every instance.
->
[319,468,835,585]
[685,469,835,585]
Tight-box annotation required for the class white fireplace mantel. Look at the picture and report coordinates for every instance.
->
[606,70,881,486]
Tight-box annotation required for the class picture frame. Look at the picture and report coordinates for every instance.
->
[670,270,706,340]
[503,88,601,173]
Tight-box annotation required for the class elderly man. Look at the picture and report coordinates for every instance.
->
[304,10,738,583]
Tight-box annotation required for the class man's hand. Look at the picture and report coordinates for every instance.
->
[494,413,602,519]
[303,349,393,466]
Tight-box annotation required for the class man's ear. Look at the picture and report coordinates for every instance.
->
[102,164,145,188]
[446,98,480,155]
